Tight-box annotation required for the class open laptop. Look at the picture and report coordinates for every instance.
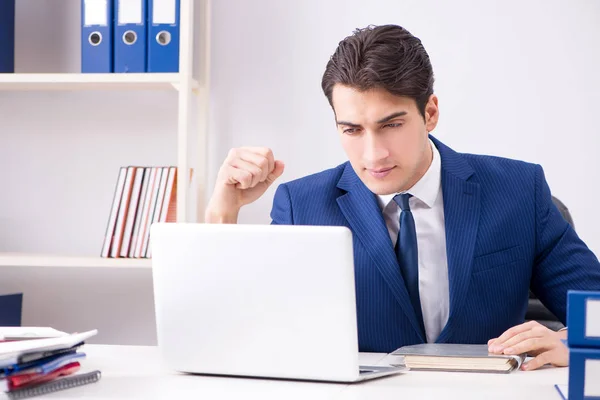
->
[150,222,404,383]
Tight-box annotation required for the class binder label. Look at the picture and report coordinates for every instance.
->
[585,359,600,397]
[153,0,176,24]
[84,0,108,26]
[118,0,143,24]
[587,299,600,338]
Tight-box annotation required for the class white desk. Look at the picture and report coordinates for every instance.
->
[36,345,567,399]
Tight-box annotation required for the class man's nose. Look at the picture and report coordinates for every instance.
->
[363,132,390,165]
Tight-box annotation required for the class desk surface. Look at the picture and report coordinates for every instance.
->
[33,345,566,399]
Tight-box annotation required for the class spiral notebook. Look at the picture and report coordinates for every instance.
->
[5,370,101,399]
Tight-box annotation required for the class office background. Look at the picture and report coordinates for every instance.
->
[0,0,598,345]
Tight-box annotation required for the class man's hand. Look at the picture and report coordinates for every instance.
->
[205,147,285,223]
[488,321,568,371]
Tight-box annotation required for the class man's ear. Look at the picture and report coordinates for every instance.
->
[425,94,439,132]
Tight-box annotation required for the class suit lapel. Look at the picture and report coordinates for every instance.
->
[336,163,426,341]
[431,137,481,343]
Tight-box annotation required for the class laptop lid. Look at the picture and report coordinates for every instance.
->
[150,222,361,382]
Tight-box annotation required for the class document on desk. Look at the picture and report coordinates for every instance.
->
[0,328,68,342]
[390,344,525,373]
[0,330,97,368]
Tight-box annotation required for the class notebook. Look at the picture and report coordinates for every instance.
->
[5,370,101,399]
[0,330,97,368]
[0,328,68,342]
[390,343,525,373]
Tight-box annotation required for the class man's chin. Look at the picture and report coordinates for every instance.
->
[361,177,404,196]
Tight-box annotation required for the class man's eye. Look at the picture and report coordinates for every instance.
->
[344,128,357,134]
[384,123,402,128]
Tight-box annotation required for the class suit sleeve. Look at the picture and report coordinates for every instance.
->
[270,183,294,225]
[531,164,600,324]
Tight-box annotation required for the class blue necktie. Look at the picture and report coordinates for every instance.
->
[393,193,426,339]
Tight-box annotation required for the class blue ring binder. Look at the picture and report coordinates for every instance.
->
[89,32,103,46]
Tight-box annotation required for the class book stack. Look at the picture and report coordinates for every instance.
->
[0,328,99,399]
[102,166,177,258]
[555,290,600,400]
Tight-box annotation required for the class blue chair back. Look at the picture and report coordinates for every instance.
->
[0,293,23,326]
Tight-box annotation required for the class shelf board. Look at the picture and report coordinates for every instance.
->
[0,253,152,268]
[0,73,199,91]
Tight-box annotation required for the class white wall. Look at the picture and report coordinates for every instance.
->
[210,0,600,259]
[1,0,599,344]
[0,267,156,345]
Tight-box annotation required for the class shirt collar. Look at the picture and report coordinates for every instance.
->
[377,139,442,209]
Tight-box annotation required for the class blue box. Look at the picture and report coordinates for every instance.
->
[568,291,600,349]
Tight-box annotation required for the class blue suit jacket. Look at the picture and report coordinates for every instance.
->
[270,136,600,353]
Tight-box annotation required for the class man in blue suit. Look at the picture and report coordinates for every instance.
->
[205,24,600,370]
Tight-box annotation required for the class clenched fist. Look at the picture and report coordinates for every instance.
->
[205,147,285,223]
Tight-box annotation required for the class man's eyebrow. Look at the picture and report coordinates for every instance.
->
[335,120,361,128]
[376,111,407,124]
[336,111,408,127]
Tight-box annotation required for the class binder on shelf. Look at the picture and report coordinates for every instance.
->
[129,167,152,257]
[119,167,145,257]
[159,167,177,223]
[101,166,178,258]
[568,290,600,349]
[81,0,114,73]
[139,167,163,258]
[134,167,159,258]
[145,167,170,258]
[0,0,15,73]
[114,0,147,72]
[565,347,600,400]
[110,166,137,258]
[147,0,180,72]
[101,167,127,258]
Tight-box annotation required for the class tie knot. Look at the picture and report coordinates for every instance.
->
[393,193,412,211]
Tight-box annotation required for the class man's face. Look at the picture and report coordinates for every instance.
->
[332,85,439,195]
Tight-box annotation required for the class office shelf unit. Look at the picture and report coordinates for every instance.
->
[0,0,211,268]
[0,253,152,268]
[0,73,199,92]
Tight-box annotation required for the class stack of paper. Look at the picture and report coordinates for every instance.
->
[0,328,100,398]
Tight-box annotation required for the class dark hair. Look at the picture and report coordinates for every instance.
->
[321,24,435,119]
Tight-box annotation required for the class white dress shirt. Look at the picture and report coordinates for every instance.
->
[377,140,449,343]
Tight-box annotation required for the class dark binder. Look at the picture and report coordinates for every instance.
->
[18,343,83,365]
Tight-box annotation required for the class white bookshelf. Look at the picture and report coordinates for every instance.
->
[0,253,151,268]
[0,73,199,92]
[1,0,211,268]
